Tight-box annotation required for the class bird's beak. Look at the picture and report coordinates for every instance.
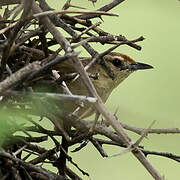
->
[125,62,153,71]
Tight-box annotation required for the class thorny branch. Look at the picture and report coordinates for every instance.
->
[0,0,178,180]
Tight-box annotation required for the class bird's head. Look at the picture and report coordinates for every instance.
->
[105,52,153,72]
[102,52,153,89]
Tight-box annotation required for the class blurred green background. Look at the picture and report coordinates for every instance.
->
[2,0,180,179]
[48,0,180,179]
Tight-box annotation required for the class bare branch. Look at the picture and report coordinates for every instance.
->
[76,0,125,19]
[33,9,119,18]
[0,62,40,94]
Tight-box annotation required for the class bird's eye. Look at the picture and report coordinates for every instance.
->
[112,58,122,67]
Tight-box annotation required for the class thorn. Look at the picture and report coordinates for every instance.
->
[108,146,132,157]
[89,112,100,133]
[134,120,156,147]
[71,139,89,152]
[114,106,119,119]
[99,15,104,22]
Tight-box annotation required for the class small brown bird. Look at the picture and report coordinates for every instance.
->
[52,52,153,121]
[34,52,153,172]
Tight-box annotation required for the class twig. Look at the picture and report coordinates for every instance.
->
[32,9,119,18]
[0,62,40,94]
[0,151,65,180]
[66,167,83,180]
[90,137,108,157]
[13,145,27,156]
[120,122,180,135]
[89,112,100,133]
[0,22,17,34]
[75,21,102,40]
[29,146,58,165]
[76,0,125,19]
[33,92,97,104]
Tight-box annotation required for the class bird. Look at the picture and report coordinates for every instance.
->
[32,51,153,130]
[50,52,153,121]
[32,51,153,174]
